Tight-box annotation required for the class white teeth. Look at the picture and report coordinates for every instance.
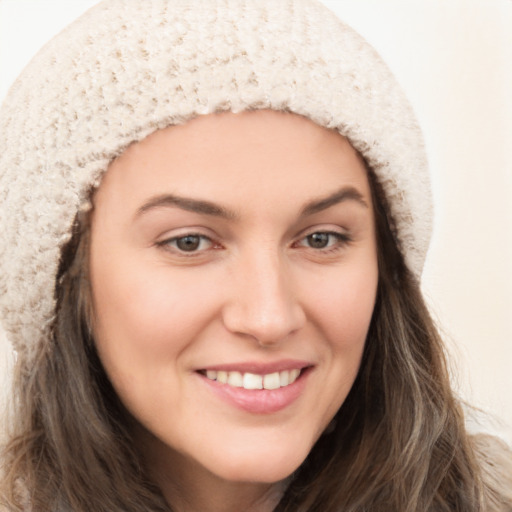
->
[290,368,300,381]
[263,372,281,390]
[227,371,243,387]
[243,372,263,390]
[203,369,302,390]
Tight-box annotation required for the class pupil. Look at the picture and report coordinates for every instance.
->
[308,233,328,248]
[177,235,200,251]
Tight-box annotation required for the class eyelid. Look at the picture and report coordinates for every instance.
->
[297,224,350,239]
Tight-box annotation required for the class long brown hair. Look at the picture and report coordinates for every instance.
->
[1,168,484,511]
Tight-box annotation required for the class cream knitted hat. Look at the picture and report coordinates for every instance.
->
[0,0,431,361]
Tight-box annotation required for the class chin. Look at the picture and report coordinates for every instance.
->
[202,441,311,484]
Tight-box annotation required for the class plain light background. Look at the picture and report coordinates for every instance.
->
[0,0,511,440]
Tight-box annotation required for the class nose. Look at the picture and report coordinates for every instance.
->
[222,251,306,346]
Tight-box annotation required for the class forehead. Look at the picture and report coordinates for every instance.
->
[94,110,372,217]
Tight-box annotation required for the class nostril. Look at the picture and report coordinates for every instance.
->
[222,300,306,346]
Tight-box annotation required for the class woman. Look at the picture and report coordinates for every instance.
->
[0,1,511,511]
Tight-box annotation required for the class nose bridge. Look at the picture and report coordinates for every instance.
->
[222,243,305,344]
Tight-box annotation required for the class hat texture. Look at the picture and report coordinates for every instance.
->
[0,0,431,361]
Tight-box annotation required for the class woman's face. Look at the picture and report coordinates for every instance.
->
[90,110,378,487]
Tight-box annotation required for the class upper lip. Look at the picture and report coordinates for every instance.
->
[198,359,313,374]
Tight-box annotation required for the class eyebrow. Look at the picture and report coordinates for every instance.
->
[300,186,369,216]
[135,194,236,220]
[135,185,368,221]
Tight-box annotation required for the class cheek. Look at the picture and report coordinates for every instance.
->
[310,262,378,353]
[89,261,218,421]
[94,256,200,340]
[90,252,218,391]
[295,262,378,438]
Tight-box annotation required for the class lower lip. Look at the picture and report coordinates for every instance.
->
[198,369,311,414]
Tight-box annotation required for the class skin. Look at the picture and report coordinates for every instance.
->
[89,110,379,512]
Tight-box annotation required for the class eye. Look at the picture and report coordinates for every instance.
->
[297,231,350,250]
[159,234,214,253]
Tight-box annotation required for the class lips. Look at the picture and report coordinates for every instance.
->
[197,361,312,414]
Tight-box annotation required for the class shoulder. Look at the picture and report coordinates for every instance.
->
[471,434,512,512]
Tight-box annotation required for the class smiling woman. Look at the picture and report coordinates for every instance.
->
[89,111,378,496]
[0,1,511,512]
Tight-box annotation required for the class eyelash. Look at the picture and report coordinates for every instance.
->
[156,233,216,255]
[294,231,352,252]
[156,230,352,257]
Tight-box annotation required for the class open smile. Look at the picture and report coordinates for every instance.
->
[201,368,302,390]
[197,363,313,414]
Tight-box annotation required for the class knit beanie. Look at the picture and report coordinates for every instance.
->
[0,0,432,363]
